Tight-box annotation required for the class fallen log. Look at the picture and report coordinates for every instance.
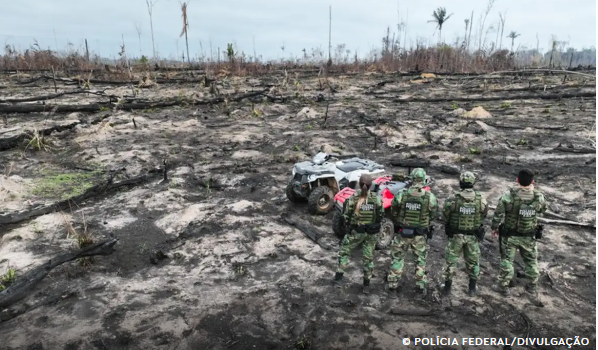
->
[551,144,595,154]
[0,289,77,323]
[538,217,595,228]
[484,122,568,131]
[0,237,118,309]
[389,308,439,316]
[0,89,109,103]
[434,164,461,175]
[280,213,332,250]
[0,126,20,135]
[0,121,81,151]
[487,205,594,228]
[387,158,431,168]
[0,113,112,152]
[490,68,597,80]
[392,91,596,103]
[0,89,268,114]
[0,168,161,227]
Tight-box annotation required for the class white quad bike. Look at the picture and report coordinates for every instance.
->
[285,152,385,215]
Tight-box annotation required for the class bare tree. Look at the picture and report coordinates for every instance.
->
[403,7,409,52]
[507,31,521,53]
[428,7,453,44]
[145,0,159,59]
[134,22,142,57]
[464,19,470,47]
[327,5,332,67]
[477,0,495,50]
[467,10,474,51]
[179,1,191,64]
[494,21,500,51]
[498,12,506,50]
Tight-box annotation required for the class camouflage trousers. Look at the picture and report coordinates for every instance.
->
[387,235,428,289]
[498,236,539,288]
[336,230,378,280]
[442,234,480,281]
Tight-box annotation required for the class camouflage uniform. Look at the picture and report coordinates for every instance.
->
[335,189,383,286]
[491,184,547,294]
[387,168,438,295]
[441,172,488,295]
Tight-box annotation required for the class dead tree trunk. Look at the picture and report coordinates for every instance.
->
[0,237,119,309]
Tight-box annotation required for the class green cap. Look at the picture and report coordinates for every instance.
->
[460,171,476,185]
[410,168,426,182]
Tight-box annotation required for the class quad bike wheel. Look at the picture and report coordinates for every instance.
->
[285,180,305,203]
[332,210,346,238]
[375,217,394,250]
[307,186,335,215]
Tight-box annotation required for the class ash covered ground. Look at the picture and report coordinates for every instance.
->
[0,69,595,349]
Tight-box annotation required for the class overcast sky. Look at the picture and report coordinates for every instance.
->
[1,0,595,61]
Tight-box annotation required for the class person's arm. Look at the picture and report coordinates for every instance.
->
[442,196,455,223]
[391,190,404,221]
[374,197,383,224]
[480,193,489,221]
[428,192,439,224]
[536,192,548,217]
[491,193,509,236]
[342,196,355,225]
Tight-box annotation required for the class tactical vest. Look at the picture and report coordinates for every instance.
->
[448,190,482,232]
[349,192,379,226]
[397,188,430,228]
[503,187,542,233]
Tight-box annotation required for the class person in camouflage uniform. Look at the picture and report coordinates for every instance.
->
[386,168,438,299]
[491,169,547,298]
[441,171,488,296]
[332,173,384,294]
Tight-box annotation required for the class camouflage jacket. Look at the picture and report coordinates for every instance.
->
[491,185,547,232]
[391,184,438,228]
[343,189,383,226]
[442,189,488,232]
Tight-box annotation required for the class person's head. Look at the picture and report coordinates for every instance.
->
[359,173,373,192]
[517,169,535,187]
[410,168,426,184]
[355,173,373,214]
[459,171,476,189]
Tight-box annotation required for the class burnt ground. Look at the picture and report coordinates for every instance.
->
[0,70,596,350]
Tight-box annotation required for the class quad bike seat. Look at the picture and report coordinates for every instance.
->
[385,182,408,195]
[336,161,365,173]
[336,159,384,173]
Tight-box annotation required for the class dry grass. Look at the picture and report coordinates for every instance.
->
[0,267,16,291]
[582,123,596,148]
[0,42,521,76]
[61,210,94,268]
[25,128,55,152]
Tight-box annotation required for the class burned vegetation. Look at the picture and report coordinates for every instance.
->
[0,64,595,350]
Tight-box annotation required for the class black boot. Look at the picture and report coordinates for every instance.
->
[362,278,371,294]
[386,285,398,299]
[331,272,344,286]
[443,280,452,296]
[468,279,477,296]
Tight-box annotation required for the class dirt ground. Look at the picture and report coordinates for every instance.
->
[0,69,596,350]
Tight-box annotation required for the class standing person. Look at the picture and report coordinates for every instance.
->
[386,168,438,299]
[491,169,547,299]
[442,171,488,296]
[332,173,383,294]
